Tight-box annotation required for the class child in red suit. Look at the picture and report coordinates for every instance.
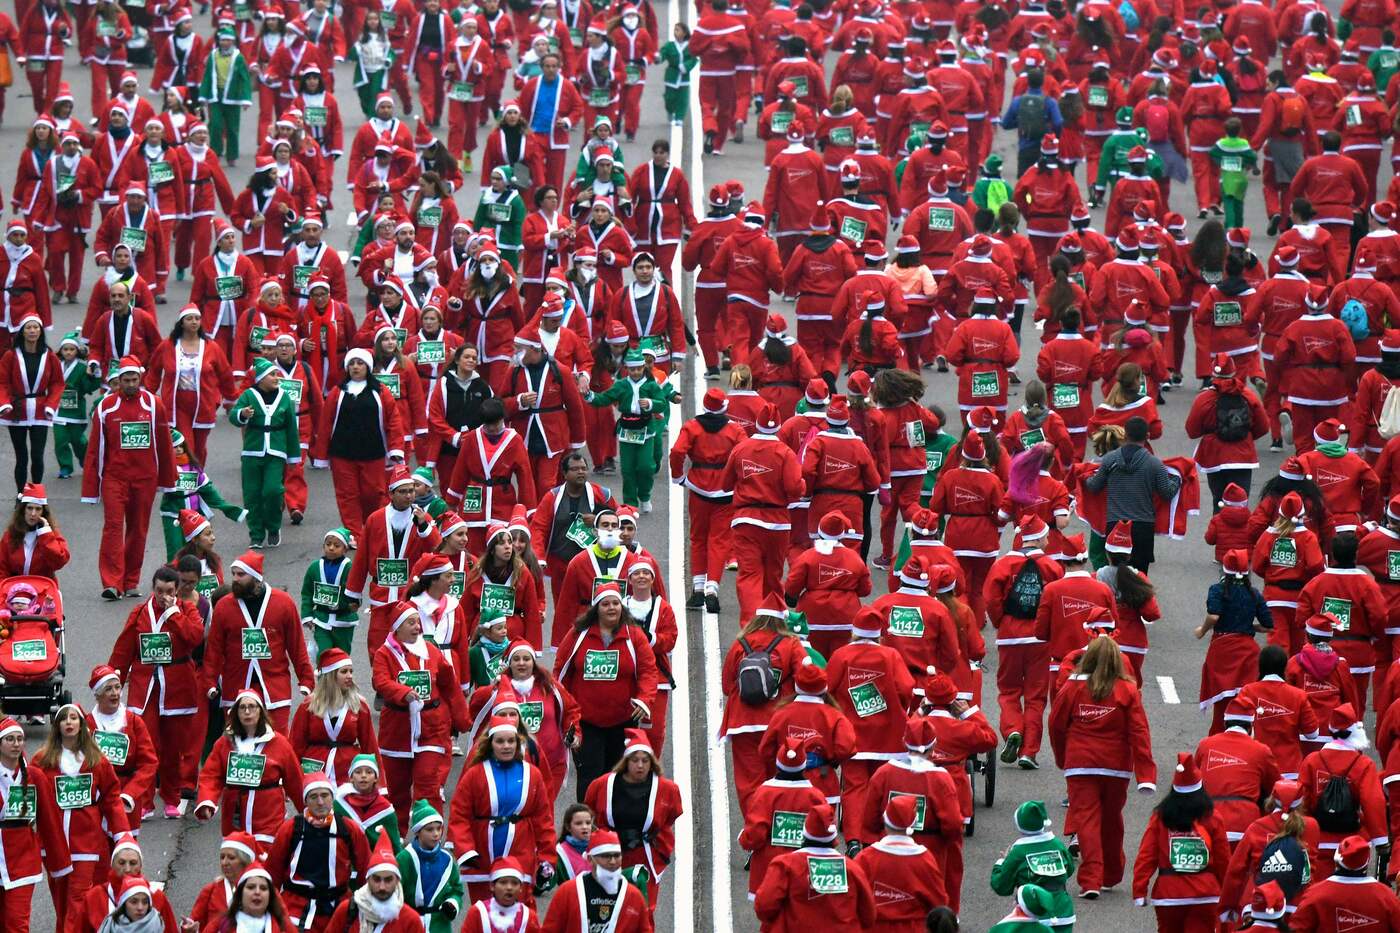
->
[1204,482,1252,563]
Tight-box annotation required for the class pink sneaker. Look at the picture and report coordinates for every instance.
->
[163,804,181,820]
[141,807,156,821]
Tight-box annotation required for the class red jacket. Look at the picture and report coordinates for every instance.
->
[584,770,682,885]
[1131,812,1229,906]
[81,388,178,501]
[801,428,882,532]
[852,837,947,931]
[626,161,695,247]
[860,755,964,856]
[824,640,916,758]
[871,589,961,677]
[683,214,741,291]
[142,338,236,431]
[1256,271,1313,360]
[1302,743,1390,847]
[109,596,205,717]
[709,224,783,308]
[539,874,650,933]
[1289,152,1370,223]
[1237,675,1321,778]
[945,315,1020,409]
[443,427,537,523]
[554,621,659,727]
[549,545,642,648]
[1298,451,1381,532]
[670,414,748,498]
[203,586,315,713]
[496,360,587,459]
[189,251,259,340]
[984,550,1067,646]
[195,731,304,844]
[784,542,872,638]
[311,381,406,464]
[1035,570,1119,667]
[0,243,49,332]
[764,145,826,235]
[1049,675,1157,785]
[344,505,444,608]
[449,758,555,881]
[1292,871,1400,931]
[1296,566,1389,679]
[758,696,858,803]
[902,197,974,271]
[1036,333,1101,433]
[603,282,687,368]
[738,776,827,895]
[720,434,806,532]
[928,466,1004,557]
[1288,646,1362,737]
[0,348,63,427]
[1013,165,1084,239]
[1185,383,1269,472]
[719,630,807,738]
[265,812,371,921]
[1193,727,1281,841]
[0,524,67,579]
[93,201,167,288]
[288,697,379,788]
[372,637,469,758]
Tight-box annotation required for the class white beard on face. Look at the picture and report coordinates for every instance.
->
[593,866,622,894]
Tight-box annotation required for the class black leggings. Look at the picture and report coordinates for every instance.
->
[573,720,628,802]
[8,425,46,489]
[1205,469,1253,514]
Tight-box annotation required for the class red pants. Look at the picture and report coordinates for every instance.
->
[546,552,569,611]
[807,628,850,662]
[329,457,387,537]
[956,554,994,628]
[389,59,413,113]
[45,226,86,297]
[154,218,175,295]
[256,81,279,142]
[840,759,879,843]
[284,459,307,514]
[367,603,397,656]
[1153,905,1216,933]
[1346,146,1382,203]
[733,70,753,128]
[175,215,215,273]
[1189,148,1220,212]
[644,690,669,757]
[879,475,922,558]
[481,63,507,119]
[731,523,787,623]
[89,62,125,121]
[140,705,195,811]
[1085,136,1107,191]
[695,287,727,370]
[689,494,733,590]
[618,82,644,135]
[413,54,446,126]
[98,475,155,591]
[728,731,766,812]
[382,750,447,835]
[62,860,101,933]
[585,405,617,468]
[448,100,482,163]
[698,74,737,151]
[776,232,802,265]
[796,317,840,379]
[1170,307,1191,374]
[1261,158,1295,222]
[1320,219,1353,280]
[646,242,678,277]
[1289,403,1340,455]
[1066,774,1129,892]
[996,642,1050,759]
[531,451,563,500]
[0,882,33,933]
[723,300,766,368]
[25,59,62,115]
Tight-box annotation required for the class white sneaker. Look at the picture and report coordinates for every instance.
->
[1281,411,1294,447]
[640,500,653,514]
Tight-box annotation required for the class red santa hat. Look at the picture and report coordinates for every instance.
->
[961,431,986,461]
[231,551,264,581]
[1273,244,1299,268]
[809,204,832,233]
[1387,494,1400,522]
[1304,612,1336,639]
[909,507,939,537]
[16,482,45,506]
[490,857,528,882]
[387,464,415,491]
[1219,483,1248,508]
[903,717,937,752]
[1304,284,1328,312]
[852,606,884,640]
[1330,702,1361,736]
[898,554,932,589]
[1104,522,1134,555]
[754,592,787,621]
[775,735,808,772]
[883,794,920,834]
[794,663,828,696]
[1115,225,1140,252]
[1211,353,1236,378]
[1057,232,1083,254]
[410,553,452,581]
[930,564,957,594]
[1335,834,1372,871]
[970,234,993,257]
[763,313,789,341]
[1222,694,1255,723]
[1278,490,1306,520]
[804,804,839,843]
[1057,533,1089,562]
[588,830,622,857]
[1251,881,1287,922]
[1313,418,1344,446]
[1373,201,1397,225]
[1380,330,1400,354]
[115,876,152,911]
[621,727,654,760]
[838,159,861,183]
[1278,456,1308,482]
[316,648,352,677]
[896,235,920,256]
[816,510,849,542]
[755,402,782,434]
[702,388,728,414]
[0,718,21,741]
[1172,752,1203,793]
[1272,778,1305,812]
[539,293,566,319]
[89,664,121,694]
[1040,133,1059,156]
[863,240,888,262]
[1017,514,1049,544]
[113,356,144,377]
[178,508,210,543]
[366,835,400,877]
[110,830,141,862]
[1226,227,1251,249]
[825,397,850,426]
[742,202,766,226]
[924,672,958,706]
[513,325,543,350]
[804,377,830,406]
[300,771,334,803]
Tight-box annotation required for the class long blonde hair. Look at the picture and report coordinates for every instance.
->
[1079,635,1131,701]
[1103,363,1142,408]
[34,707,103,770]
[305,668,365,718]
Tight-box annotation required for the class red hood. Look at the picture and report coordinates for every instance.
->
[1298,644,1339,679]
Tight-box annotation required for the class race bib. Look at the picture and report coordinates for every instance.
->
[59,388,79,412]
[311,582,342,610]
[829,126,854,147]
[910,120,931,139]
[807,855,849,894]
[619,427,648,445]
[565,513,597,549]
[196,574,219,599]
[148,160,174,185]
[379,10,397,28]
[1322,596,1353,632]
[119,421,151,449]
[1069,272,1085,289]
[1346,104,1363,127]
[225,752,266,788]
[928,206,955,232]
[447,81,474,102]
[1020,428,1045,448]
[11,640,46,662]
[638,335,668,357]
[839,216,868,242]
[249,326,269,349]
[416,340,446,364]
[1220,155,1242,173]
[925,449,944,472]
[625,63,641,85]
[1,785,34,821]
[94,730,129,767]
[582,649,620,681]
[887,606,925,638]
[791,75,809,97]
[1382,52,1398,69]
[397,668,432,701]
[292,265,317,292]
[770,810,805,848]
[215,275,244,300]
[1388,550,1400,582]
[1270,536,1297,568]
[279,378,303,406]
[847,680,887,718]
[303,106,327,128]
[592,576,626,600]
[54,773,93,810]
[449,571,466,599]
[240,628,271,660]
[120,226,147,253]
[1168,836,1209,873]
[138,631,173,666]
[176,470,200,493]
[588,87,611,107]
[518,700,544,734]
[378,372,401,399]
[417,206,442,228]
[905,420,925,448]
[463,485,484,514]
[480,582,517,623]
[376,558,409,587]
[233,0,252,19]
[300,758,322,773]
[971,371,1000,398]
[771,110,793,134]
[1052,383,1081,409]
[1087,85,1109,108]
[1212,301,1242,327]
[491,200,517,225]
[1026,849,1068,878]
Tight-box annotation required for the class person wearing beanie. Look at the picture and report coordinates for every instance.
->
[1131,753,1230,929]
[779,204,859,381]
[757,664,856,808]
[972,153,1011,213]
[440,393,533,558]
[709,201,783,369]
[990,801,1077,929]
[538,828,651,932]
[1193,695,1283,845]
[1299,703,1389,859]
[852,793,948,930]
[1091,105,1156,207]
[1296,533,1387,706]
[870,552,962,681]
[1289,130,1370,275]
[913,404,958,508]
[334,754,401,852]
[749,315,818,422]
[825,605,917,841]
[1103,146,1164,240]
[1346,328,1400,461]
[288,647,378,792]
[928,424,1007,625]
[1287,612,1362,753]
[1291,835,1400,929]
[782,510,874,659]
[1297,422,1381,535]
[987,883,1058,932]
[681,184,743,376]
[1272,284,1358,455]
[264,770,373,928]
[1204,482,1253,561]
[48,331,103,480]
[1086,230,1172,344]
[670,387,750,612]
[1048,634,1157,898]
[737,735,828,898]
[933,238,1014,326]
[753,802,876,929]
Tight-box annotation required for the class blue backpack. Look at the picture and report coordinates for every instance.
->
[1341,299,1370,341]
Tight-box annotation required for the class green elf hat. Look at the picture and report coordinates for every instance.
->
[251,356,277,381]
[983,153,1003,176]
[58,331,81,349]
[622,348,646,368]
[905,130,925,152]
[170,429,186,449]
[1116,105,1134,126]
[490,164,512,183]
[348,753,379,778]
[324,526,356,549]
[216,24,237,40]
[1016,884,1056,920]
[411,466,436,489]
[785,610,810,639]
[105,359,122,382]
[409,798,443,835]
[1014,800,1051,835]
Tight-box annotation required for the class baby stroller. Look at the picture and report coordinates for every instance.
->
[0,577,69,718]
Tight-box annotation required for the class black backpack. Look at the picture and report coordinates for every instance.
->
[1017,94,1048,142]
[736,636,785,706]
[1255,833,1311,901]
[1315,755,1362,834]
[1005,558,1045,620]
[1214,391,1252,443]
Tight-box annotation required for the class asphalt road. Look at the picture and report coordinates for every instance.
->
[0,1,1373,932]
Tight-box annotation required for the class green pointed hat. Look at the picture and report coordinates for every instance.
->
[409,798,443,835]
[411,466,435,488]
[325,527,355,549]
[785,610,810,639]
[1015,800,1050,835]
[1116,105,1134,126]
[348,753,379,777]
[623,348,646,368]
[1016,884,1056,919]
[58,331,81,349]
[106,359,122,381]
[170,429,186,449]
[251,357,277,381]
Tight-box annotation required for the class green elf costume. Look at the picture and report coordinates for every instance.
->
[229,357,301,547]
[397,799,463,931]
[473,167,527,268]
[333,754,402,851]
[198,27,254,163]
[411,466,449,520]
[990,802,1076,930]
[988,884,1057,933]
[972,154,1012,213]
[160,428,246,561]
[659,35,698,124]
[51,332,102,478]
[584,349,680,508]
[574,122,627,181]
[349,35,395,119]
[1092,109,1163,206]
[785,611,827,667]
[467,616,511,688]
[300,527,360,655]
[1371,40,1400,98]
[1210,129,1258,228]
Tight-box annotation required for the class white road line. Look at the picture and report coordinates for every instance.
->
[665,1,695,923]
[688,74,736,933]
[1157,675,1181,705]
